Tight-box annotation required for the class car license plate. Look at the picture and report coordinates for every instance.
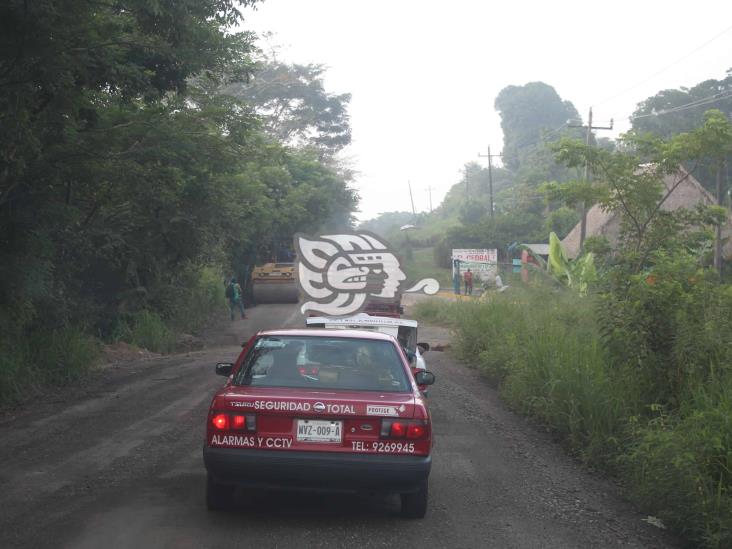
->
[296,419,343,443]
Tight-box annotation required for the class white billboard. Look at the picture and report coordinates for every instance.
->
[451,248,498,281]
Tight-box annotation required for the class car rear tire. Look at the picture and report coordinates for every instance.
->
[400,481,428,519]
[206,474,234,511]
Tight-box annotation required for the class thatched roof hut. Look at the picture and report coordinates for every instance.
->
[562,167,732,259]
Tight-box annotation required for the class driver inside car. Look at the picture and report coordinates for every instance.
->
[266,343,305,384]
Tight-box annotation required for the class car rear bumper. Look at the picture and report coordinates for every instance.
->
[204,447,431,494]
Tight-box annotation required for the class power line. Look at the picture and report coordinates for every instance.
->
[629,90,732,121]
[640,92,732,116]
[540,124,570,142]
[595,23,732,108]
[539,118,587,142]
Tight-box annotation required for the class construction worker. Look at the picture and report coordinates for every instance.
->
[225,277,246,320]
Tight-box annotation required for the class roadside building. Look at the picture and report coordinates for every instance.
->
[519,244,550,283]
[562,167,732,259]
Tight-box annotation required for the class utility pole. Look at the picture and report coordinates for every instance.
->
[425,186,434,212]
[408,180,417,224]
[568,107,613,250]
[478,146,502,217]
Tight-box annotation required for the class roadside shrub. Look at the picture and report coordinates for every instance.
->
[111,310,175,354]
[0,326,100,406]
[0,343,28,405]
[168,265,227,331]
[598,251,731,407]
[109,265,226,353]
[622,377,732,549]
[29,326,101,384]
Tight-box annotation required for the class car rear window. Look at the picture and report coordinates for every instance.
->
[234,335,410,392]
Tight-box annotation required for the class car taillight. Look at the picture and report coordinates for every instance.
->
[211,412,256,432]
[380,419,429,440]
[212,413,229,431]
[390,421,407,437]
[407,423,426,439]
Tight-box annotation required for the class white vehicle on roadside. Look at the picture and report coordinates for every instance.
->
[305,314,431,383]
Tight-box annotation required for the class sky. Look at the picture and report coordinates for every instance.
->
[241,0,732,221]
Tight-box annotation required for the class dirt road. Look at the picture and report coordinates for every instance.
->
[0,303,674,548]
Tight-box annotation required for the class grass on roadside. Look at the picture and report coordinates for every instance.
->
[414,288,732,548]
[415,291,628,463]
[0,326,101,406]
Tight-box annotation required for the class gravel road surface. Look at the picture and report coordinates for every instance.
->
[0,303,675,548]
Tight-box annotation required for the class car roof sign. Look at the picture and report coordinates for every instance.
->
[305,313,417,328]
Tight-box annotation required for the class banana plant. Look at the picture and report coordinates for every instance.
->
[547,232,597,295]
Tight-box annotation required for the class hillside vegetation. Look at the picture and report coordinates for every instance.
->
[362,75,732,274]
[413,108,732,548]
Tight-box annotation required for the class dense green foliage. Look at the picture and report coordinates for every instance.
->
[0,1,357,404]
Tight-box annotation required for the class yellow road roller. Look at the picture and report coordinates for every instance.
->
[250,263,299,304]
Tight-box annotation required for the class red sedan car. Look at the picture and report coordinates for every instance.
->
[203,328,436,518]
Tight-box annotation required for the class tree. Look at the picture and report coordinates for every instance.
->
[221,54,352,157]
[494,82,581,171]
[631,71,732,197]
[675,110,732,274]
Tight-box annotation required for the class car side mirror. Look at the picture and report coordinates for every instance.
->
[215,362,233,376]
[415,370,436,386]
[417,342,430,353]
